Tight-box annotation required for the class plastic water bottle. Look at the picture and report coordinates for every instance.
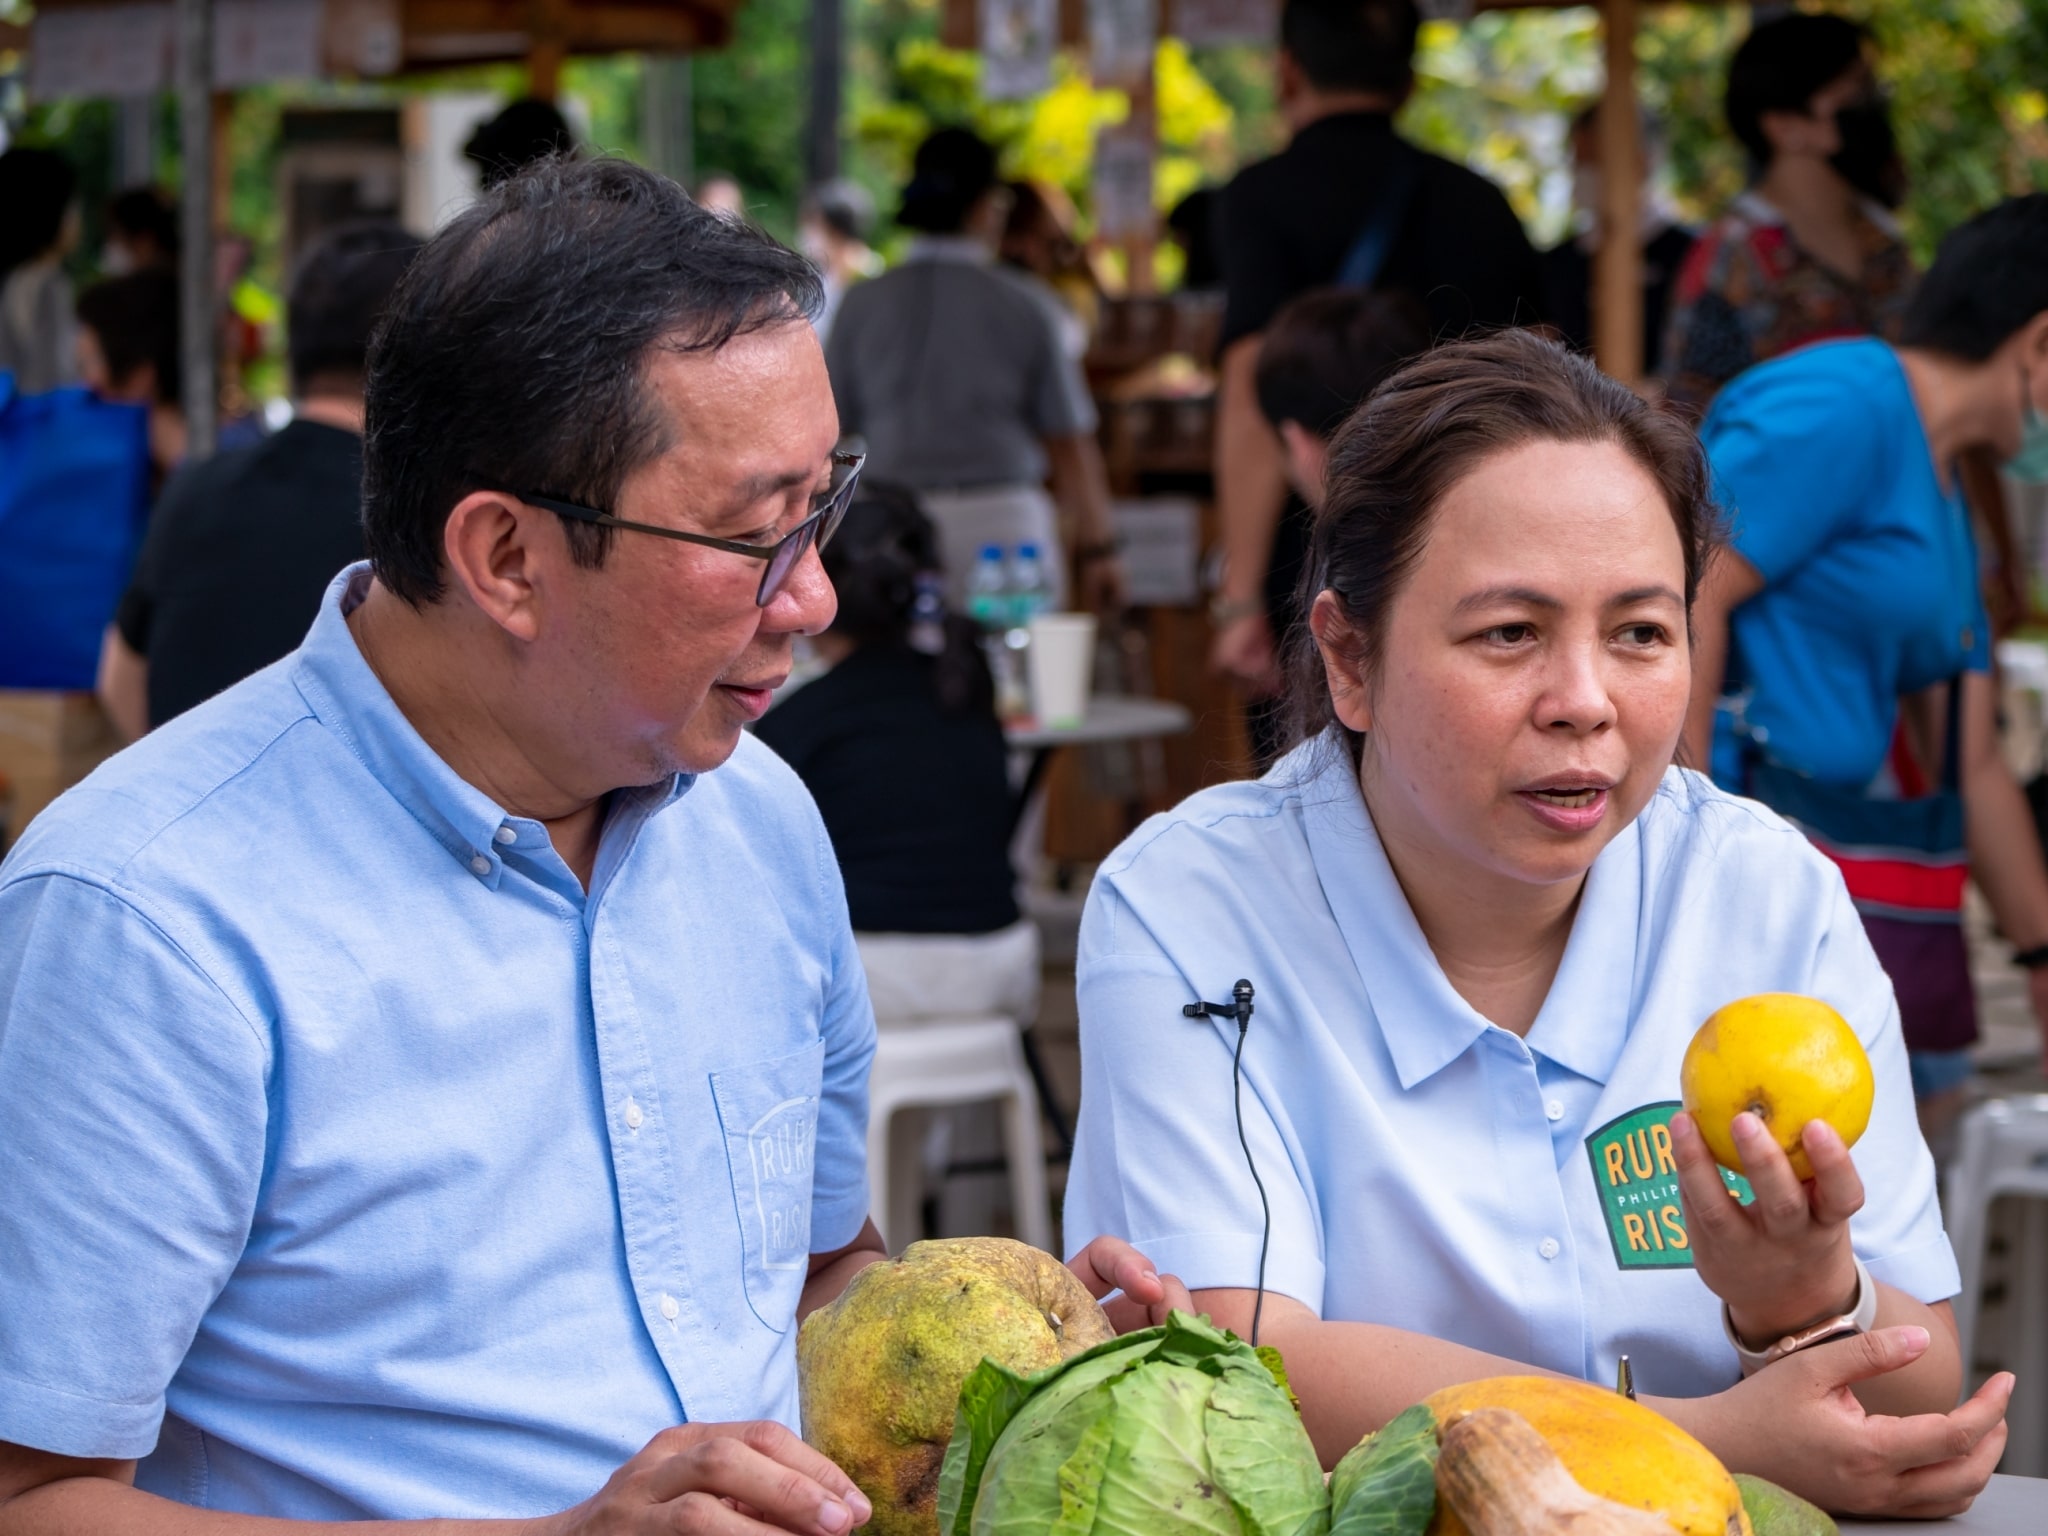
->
[1008,544,1053,626]
[966,545,1010,631]
[1001,544,1054,721]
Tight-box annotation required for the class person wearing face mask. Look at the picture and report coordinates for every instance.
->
[1685,196,2048,1137]
[1662,12,1911,416]
[1064,329,2009,1517]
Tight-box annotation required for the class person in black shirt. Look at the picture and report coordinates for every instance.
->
[1209,0,1545,764]
[97,223,422,734]
[756,484,1021,942]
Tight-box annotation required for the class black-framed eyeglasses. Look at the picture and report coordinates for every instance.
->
[496,449,864,607]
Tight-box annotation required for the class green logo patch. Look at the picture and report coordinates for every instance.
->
[1584,1101,1753,1270]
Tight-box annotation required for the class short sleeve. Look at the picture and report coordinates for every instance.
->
[1809,876,1961,1302]
[1062,883,1327,1313]
[807,819,877,1253]
[1700,362,1877,585]
[0,874,269,1458]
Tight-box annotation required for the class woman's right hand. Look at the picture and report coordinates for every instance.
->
[1672,1327,2010,1517]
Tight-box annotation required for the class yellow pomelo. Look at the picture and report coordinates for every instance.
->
[1422,1377,1750,1536]
[1681,993,1874,1179]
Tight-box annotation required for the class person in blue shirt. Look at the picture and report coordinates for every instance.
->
[1063,330,2009,1517]
[0,158,1183,1534]
[1685,195,2048,1113]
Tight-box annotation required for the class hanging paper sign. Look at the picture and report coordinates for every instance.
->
[1170,0,1275,47]
[1089,0,1157,91]
[215,0,326,88]
[980,0,1056,101]
[27,3,173,101]
[1092,123,1155,242]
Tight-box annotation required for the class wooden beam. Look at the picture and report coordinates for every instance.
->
[1592,0,1643,385]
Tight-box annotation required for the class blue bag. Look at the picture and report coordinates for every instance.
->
[0,372,152,688]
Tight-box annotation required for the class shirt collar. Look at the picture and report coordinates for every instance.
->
[1293,735,1642,1090]
[289,564,691,887]
[905,234,995,266]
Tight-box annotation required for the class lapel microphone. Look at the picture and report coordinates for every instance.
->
[1182,979,1270,1347]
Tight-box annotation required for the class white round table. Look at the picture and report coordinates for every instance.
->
[1839,1474,2045,1535]
[1003,695,1194,750]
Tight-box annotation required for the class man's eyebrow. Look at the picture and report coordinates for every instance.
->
[717,465,828,517]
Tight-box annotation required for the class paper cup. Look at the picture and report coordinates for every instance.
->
[1027,612,1097,728]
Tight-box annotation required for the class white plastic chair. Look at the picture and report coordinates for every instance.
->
[1945,1093,2048,1476]
[865,1017,1052,1255]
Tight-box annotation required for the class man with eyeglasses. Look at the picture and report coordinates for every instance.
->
[0,159,1184,1535]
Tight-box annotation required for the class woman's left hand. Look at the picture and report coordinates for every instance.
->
[1670,1109,1863,1347]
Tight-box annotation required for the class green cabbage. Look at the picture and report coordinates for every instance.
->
[937,1310,1330,1536]
[1327,1403,1440,1536]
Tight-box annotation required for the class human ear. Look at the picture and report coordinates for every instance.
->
[1278,421,1330,507]
[441,491,549,643]
[1309,589,1372,733]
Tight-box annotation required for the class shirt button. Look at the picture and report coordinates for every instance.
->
[494,825,517,846]
[1538,1237,1561,1261]
[659,1293,680,1321]
[468,854,492,876]
[1545,1099,1564,1122]
[625,1097,644,1130]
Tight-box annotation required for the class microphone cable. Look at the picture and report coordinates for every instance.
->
[1185,979,1269,1347]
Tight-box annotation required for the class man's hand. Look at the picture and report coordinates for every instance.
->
[1677,1330,2010,1516]
[1209,610,1281,696]
[1670,1110,1862,1346]
[1066,1234,1194,1333]
[548,1422,872,1536]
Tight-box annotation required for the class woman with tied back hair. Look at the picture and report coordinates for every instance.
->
[1063,330,2008,1514]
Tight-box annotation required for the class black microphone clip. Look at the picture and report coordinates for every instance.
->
[1181,978,1256,1034]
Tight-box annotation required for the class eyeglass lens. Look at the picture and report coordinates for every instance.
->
[756,456,860,605]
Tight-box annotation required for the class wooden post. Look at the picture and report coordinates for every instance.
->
[1592,0,1642,386]
[806,0,844,185]
[527,0,568,101]
[1123,62,1159,295]
[175,0,217,459]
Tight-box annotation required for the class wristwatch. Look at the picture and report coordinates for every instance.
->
[1209,595,1263,627]
[1723,1256,1878,1376]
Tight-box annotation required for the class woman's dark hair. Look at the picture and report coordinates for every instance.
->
[897,127,999,235]
[1285,329,1719,751]
[822,484,994,715]
[75,268,181,405]
[1255,288,1430,441]
[362,156,822,607]
[288,222,424,393]
[1279,0,1420,98]
[0,147,78,273]
[1725,13,1866,168]
[106,186,180,263]
[1900,195,2048,362]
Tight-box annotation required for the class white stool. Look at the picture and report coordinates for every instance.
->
[866,1017,1052,1255]
[1945,1093,2048,1476]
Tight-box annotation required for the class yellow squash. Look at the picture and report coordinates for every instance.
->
[1421,1377,1751,1536]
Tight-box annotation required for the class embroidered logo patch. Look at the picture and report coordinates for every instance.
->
[1585,1100,1753,1270]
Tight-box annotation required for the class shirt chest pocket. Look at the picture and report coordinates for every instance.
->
[710,1038,826,1333]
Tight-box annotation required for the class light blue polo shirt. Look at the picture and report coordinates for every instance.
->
[1064,738,1956,1402]
[0,565,876,1518]
[1702,338,1991,789]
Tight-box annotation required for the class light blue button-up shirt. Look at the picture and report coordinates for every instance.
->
[1064,737,1956,1402]
[0,565,876,1518]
